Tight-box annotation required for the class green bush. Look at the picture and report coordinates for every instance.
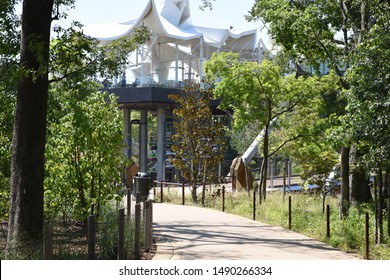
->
[97,206,135,260]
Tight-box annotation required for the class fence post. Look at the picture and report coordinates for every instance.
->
[150,202,153,247]
[182,181,185,205]
[222,185,225,212]
[88,215,96,260]
[126,188,131,219]
[288,196,292,230]
[43,224,53,260]
[118,208,125,260]
[134,203,141,260]
[326,205,330,238]
[136,192,141,204]
[144,200,153,252]
[365,212,370,260]
[160,181,163,203]
[253,190,256,221]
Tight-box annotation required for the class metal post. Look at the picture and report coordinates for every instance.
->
[253,190,256,221]
[326,205,330,238]
[88,215,96,260]
[222,186,225,212]
[118,209,125,260]
[182,181,185,205]
[160,181,163,203]
[288,196,292,230]
[134,203,141,260]
[365,212,370,260]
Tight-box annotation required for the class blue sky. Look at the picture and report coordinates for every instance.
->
[57,0,271,48]
[60,0,265,32]
[15,0,271,46]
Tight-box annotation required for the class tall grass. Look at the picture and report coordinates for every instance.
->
[156,187,390,260]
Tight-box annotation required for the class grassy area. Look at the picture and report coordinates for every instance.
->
[155,187,390,260]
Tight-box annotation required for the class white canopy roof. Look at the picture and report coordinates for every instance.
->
[83,0,265,85]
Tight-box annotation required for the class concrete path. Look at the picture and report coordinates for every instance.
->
[152,203,361,260]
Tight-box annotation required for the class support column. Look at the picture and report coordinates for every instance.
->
[188,58,192,81]
[139,110,148,172]
[258,39,262,64]
[158,43,161,83]
[157,108,166,181]
[140,45,145,86]
[175,43,179,83]
[199,37,204,84]
[123,108,132,160]
[182,60,185,82]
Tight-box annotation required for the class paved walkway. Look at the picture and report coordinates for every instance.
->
[152,203,361,260]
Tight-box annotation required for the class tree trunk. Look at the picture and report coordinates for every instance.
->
[261,127,269,201]
[340,146,350,218]
[387,172,390,237]
[351,167,372,205]
[7,0,54,257]
[283,158,287,202]
[350,146,372,205]
[377,169,383,244]
[191,184,197,204]
[201,161,207,207]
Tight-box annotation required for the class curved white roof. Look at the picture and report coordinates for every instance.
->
[83,0,263,85]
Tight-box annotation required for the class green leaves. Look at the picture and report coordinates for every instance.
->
[205,51,342,184]
[49,23,149,84]
[0,0,19,220]
[346,11,390,168]
[169,84,226,202]
[45,85,125,221]
[247,0,390,179]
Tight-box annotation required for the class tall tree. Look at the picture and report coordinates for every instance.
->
[169,84,225,204]
[6,0,148,256]
[45,85,124,221]
[205,54,321,201]
[0,0,19,220]
[346,5,390,239]
[246,0,386,213]
[346,4,390,172]
[7,0,56,256]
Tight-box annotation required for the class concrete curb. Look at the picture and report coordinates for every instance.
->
[152,238,181,260]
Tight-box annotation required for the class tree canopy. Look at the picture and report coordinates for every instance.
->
[3,0,148,257]
[169,84,226,203]
[205,54,333,200]
[246,0,389,214]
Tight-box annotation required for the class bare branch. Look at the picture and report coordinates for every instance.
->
[268,134,302,158]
